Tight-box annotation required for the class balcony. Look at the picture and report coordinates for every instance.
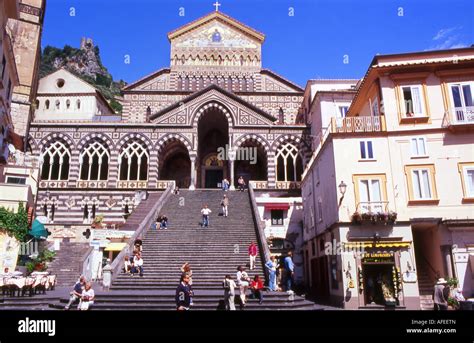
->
[0,183,34,211]
[351,201,397,225]
[443,107,474,130]
[331,116,386,134]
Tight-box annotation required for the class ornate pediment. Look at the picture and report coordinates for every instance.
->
[173,20,259,50]
[151,85,276,127]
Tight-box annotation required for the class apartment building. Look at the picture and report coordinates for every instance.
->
[301,47,474,310]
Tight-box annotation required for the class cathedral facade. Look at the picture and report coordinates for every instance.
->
[29,11,309,236]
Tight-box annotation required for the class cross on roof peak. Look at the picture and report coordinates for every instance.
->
[213,1,221,12]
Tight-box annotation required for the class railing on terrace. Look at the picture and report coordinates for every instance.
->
[443,106,474,126]
[331,115,386,133]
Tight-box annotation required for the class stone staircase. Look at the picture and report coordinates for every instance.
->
[46,241,91,287]
[120,192,163,231]
[416,263,435,310]
[49,189,320,310]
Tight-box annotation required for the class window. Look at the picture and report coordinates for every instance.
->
[360,141,374,160]
[40,140,71,181]
[401,85,425,117]
[119,140,149,181]
[66,99,71,109]
[271,210,284,226]
[317,198,323,222]
[449,83,474,122]
[353,174,387,213]
[76,99,81,109]
[405,165,438,204]
[6,176,26,184]
[458,163,474,200]
[371,97,380,116]
[410,137,427,157]
[79,141,110,181]
[338,106,349,118]
[55,100,60,110]
[412,169,432,199]
[45,100,50,110]
[276,142,303,182]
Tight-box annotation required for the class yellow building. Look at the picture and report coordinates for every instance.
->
[301,47,474,310]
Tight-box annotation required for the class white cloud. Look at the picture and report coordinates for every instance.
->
[433,27,458,41]
[427,27,467,50]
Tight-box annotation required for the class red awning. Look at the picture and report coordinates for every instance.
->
[264,203,290,210]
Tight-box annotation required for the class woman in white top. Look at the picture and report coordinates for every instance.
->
[223,275,236,310]
[78,282,95,310]
[236,266,250,306]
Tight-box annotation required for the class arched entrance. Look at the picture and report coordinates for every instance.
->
[234,140,267,185]
[159,140,191,188]
[197,105,230,188]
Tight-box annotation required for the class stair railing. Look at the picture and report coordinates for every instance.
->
[80,246,94,282]
[248,182,271,283]
[108,182,175,284]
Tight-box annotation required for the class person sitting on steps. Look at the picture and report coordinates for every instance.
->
[64,275,86,310]
[132,252,144,277]
[237,176,246,192]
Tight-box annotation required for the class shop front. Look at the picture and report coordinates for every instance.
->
[342,240,419,309]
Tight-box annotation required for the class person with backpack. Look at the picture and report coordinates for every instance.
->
[223,274,236,310]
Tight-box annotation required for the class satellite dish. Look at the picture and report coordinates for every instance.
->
[8,144,16,154]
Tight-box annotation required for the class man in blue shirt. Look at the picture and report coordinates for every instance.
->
[283,251,295,292]
[176,274,192,310]
[64,275,86,310]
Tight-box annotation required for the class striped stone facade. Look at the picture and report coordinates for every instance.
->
[29,11,311,238]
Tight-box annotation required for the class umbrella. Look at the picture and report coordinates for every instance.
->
[30,219,50,240]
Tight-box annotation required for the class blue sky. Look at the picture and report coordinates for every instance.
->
[42,0,473,87]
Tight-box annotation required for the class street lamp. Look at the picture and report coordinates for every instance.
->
[338,181,347,207]
[338,181,347,196]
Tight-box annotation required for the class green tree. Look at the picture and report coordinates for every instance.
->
[0,203,29,242]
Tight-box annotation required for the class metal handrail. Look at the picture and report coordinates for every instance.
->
[248,183,271,283]
[109,182,175,283]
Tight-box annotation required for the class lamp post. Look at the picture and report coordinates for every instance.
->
[338,181,347,207]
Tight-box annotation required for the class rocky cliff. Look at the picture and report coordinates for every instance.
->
[39,38,125,113]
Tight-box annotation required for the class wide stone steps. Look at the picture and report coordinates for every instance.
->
[48,290,319,311]
[88,190,318,310]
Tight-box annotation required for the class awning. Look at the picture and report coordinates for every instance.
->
[343,241,412,249]
[470,254,474,274]
[264,203,290,210]
[104,242,127,252]
[29,219,50,240]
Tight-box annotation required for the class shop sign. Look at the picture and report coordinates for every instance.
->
[362,251,394,263]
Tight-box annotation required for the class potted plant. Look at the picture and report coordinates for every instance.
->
[388,211,397,224]
[361,212,373,221]
[351,211,362,224]
[91,214,104,228]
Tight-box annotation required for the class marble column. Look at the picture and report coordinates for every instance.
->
[229,159,235,190]
[189,155,196,190]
